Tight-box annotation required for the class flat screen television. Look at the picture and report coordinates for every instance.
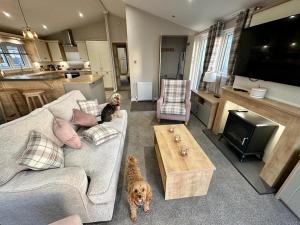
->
[233,14,300,86]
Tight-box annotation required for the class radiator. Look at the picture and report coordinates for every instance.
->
[136,82,152,101]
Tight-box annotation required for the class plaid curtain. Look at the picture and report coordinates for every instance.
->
[199,21,224,89]
[226,8,255,86]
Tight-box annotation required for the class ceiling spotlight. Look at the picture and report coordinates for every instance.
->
[263,45,269,49]
[291,42,297,47]
[42,24,48,29]
[289,15,296,19]
[79,12,84,18]
[171,15,175,18]
[3,11,11,17]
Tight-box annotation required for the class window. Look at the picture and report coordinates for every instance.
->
[0,43,31,70]
[189,33,208,90]
[217,28,234,75]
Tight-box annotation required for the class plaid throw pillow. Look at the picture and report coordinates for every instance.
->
[20,131,64,170]
[82,124,119,145]
[78,99,99,116]
[164,80,187,103]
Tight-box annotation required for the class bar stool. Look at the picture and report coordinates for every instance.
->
[0,89,22,122]
[23,90,49,112]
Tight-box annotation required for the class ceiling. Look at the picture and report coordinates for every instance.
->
[124,0,273,31]
[0,0,274,37]
[0,0,125,37]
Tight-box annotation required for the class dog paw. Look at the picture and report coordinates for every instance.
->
[130,216,137,222]
[144,209,150,214]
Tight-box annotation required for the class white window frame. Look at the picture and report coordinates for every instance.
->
[0,42,32,71]
[216,28,235,76]
[189,32,208,91]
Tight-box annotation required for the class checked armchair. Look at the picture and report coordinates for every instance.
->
[157,79,191,125]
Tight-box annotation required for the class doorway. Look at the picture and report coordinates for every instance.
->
[112,43,130,91]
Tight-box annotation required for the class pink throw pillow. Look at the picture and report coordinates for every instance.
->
[53,117,81,149]
[72,109,98,127]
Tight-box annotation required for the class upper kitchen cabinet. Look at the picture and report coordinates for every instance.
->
[24,40,51,62]
[76,41,89,61]
[47,41,66,62]
[86,41,114,88]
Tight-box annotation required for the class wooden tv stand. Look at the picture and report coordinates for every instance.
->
[212,87,300,188]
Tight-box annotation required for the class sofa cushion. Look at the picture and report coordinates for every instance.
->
[0,108,63,185]
[82,124,119,145]
[20,131,64,170]
[161,102,186,115]
[64,110,127,204]
[163,79,187,103]
[44,90,86,122]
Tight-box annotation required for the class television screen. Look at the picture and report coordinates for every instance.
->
[233,14,300,86]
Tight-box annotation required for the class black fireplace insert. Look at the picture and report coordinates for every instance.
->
[220,110,278,162]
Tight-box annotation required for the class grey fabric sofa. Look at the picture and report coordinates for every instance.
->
[0,90,127,225]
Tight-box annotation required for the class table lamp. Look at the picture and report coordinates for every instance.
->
[203,71,217,93]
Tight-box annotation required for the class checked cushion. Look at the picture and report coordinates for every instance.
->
[164,80,187,103]
[20,131,64,170]
[161,102,186,115]
[82,124,119,145]
[78,99,99,116]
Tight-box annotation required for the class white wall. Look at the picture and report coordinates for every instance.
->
[233,0,300,107]
[125,6,195,100]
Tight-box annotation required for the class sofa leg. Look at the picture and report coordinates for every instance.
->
[185,121,188,126]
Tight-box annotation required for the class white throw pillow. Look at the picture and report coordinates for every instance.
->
[20,131,64,170]
[82,124,119,145]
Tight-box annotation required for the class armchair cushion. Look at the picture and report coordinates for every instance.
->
[161,102,186,115]
[164,80,187,103]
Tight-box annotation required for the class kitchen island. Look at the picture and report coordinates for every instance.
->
[0,73,104,117]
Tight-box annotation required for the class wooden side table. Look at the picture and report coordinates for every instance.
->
[191,90,220,129]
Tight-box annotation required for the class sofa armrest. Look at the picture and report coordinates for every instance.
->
[0,167,88,194]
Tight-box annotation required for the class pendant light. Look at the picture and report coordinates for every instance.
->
[17,0,38,40]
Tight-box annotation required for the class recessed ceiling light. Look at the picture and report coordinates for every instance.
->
[263,45,269,49]
[291,42,297,47]
[42,24,48,29]
[79,12,84,18]
[171,15,175,18]
[289,15,296,19]
[2,11,11,18]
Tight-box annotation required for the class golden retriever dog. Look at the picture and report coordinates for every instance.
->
[126,155,152,222]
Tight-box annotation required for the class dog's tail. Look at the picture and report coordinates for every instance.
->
[127,155,137,166]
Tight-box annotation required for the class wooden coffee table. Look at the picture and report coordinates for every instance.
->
[153,124,216,200]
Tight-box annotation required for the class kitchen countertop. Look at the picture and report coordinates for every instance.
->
[63,75,104,84]
[0,73,63,81]
[0,69,92,81]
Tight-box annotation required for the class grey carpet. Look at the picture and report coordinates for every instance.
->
[89,91,300,225]
[203,129,275,195]
[130,101,156,112]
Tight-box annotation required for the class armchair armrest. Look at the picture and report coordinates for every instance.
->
[185,99,191,121]
[157,97,164,118]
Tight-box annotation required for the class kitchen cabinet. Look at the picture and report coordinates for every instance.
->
[86,41,114,89]
[76,41,89,61]
[24,40,51,62]
[47,41,66,62]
